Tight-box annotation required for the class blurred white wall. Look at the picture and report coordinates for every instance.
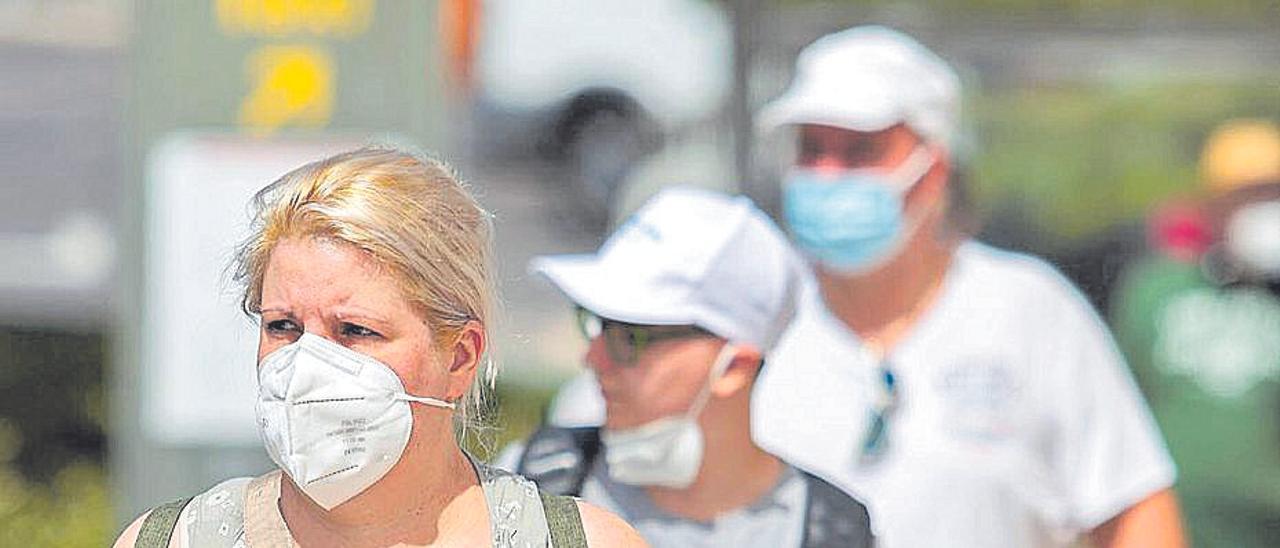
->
[0,0,128,48]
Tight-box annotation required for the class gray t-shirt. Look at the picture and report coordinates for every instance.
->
[581,458,807,548]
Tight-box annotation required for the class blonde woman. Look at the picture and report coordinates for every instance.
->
[113,148,643,547]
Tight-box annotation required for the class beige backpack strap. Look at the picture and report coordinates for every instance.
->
[244,471,297,547]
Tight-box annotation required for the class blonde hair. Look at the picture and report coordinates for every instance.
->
[232,146,498,434]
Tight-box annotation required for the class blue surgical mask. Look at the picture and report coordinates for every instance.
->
[783,147,935,273]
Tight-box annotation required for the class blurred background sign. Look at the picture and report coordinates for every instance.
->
[140,134,369,447]
[113,0,446,524]
[131,0,440,143]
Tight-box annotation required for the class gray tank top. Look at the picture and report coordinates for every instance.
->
[177,457,554,547]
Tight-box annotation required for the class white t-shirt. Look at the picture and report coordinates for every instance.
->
[752,241,1175,547]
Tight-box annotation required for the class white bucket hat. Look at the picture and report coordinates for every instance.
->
[531,186,804,352]
[758,25,961,147]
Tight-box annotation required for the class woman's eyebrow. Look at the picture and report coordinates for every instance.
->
[333,309,392,325]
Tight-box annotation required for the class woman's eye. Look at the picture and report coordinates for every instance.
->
[341,323,381,339]
[265,319,300,334]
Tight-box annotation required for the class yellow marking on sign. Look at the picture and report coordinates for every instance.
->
[216,0,375,38]
[238,45,334,136]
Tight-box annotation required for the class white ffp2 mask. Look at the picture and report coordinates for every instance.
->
[600,343,738,488]
[255,332,455,510]
[1226,200,1280,278]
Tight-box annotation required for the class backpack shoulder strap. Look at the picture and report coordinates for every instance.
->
[516,425,601,496]
[133,497,193,548]
[539,490,589,548]
[799,472,874,548]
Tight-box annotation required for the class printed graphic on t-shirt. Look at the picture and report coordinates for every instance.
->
[1154,287,1280,398]
[935,359,1022,443]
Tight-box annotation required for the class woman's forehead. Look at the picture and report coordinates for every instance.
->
[261,237,409,314]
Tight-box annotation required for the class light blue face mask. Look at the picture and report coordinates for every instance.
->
[783,148,936,273]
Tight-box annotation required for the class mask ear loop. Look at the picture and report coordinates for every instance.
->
[885,146,939,195]
[396,393,457,410]
[398,332,463,410]
[683,342,740,420]
[888,144,946,243]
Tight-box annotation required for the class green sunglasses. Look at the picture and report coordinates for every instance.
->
[574,306,713,366]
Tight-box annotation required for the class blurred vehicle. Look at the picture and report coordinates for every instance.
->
[463,0,733,227]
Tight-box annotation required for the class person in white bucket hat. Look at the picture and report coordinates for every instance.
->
[511,186,873,547]
[750,25,1186,548]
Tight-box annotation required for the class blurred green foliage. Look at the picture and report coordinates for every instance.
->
[0,456,111,547]
[970,79,1280,244]
[0,329,105,481]
[0,328,109,547]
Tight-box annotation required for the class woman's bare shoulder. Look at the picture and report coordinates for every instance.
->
[112,510,149,548]
[575,500,648,547]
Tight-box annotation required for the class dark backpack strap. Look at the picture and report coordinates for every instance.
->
[517,425,601,496]
[540,490,589,548]
[799,472,875,548]
[133,497,193,548]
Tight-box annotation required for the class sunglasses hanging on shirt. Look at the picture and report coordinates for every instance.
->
[858,357,899,465]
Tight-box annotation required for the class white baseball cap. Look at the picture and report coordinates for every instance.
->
[531,186,804,352]
[757,25,961,147]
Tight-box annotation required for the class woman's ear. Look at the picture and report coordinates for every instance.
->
[710,345,763,398]
[444,320,485,400]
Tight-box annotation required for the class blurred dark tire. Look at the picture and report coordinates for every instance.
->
[564,108,647,231]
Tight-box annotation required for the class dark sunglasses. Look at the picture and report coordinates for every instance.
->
[574,306,713,366]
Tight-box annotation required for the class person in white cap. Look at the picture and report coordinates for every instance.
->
[751,25,1186,547]
[512,186,873,548]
